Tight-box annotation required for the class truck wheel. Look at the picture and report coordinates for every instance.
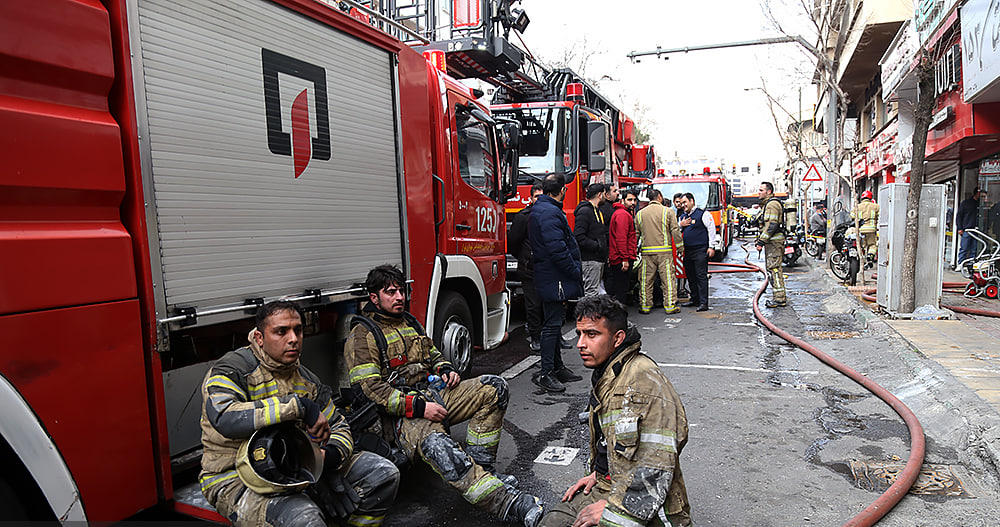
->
[434,292,473,376]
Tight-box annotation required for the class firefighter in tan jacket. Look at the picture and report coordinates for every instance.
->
[635,189,684,314]
[850,190,879,257]
[541,295,691,527]
[755,182,787,308]
[199,300,399,527]
[345,264,544,527]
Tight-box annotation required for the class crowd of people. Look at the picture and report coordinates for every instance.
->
[510,174,723,393]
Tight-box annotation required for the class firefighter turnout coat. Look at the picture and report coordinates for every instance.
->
[199,329,353,516]
[850,199,879,234]
[589,327,691,526]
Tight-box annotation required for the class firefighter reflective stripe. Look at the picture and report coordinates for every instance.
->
[350,363,382,383]
[347,513,385,527]
[467,427,500,447]
[462,474,504,504]
[600,505,646,527]
[200,470,238,491]
[386,389,406,414]
[599,409,622,428]
[322,399,337,420]
[639,431,677,453]
[206,375,246,397]
[397,327,418,338]
[292,382,310,396]
[641,245,671,253]
[260,396,281,425]
[249,380,278,399]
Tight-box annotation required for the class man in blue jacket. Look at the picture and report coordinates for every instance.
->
[529,174,585,393]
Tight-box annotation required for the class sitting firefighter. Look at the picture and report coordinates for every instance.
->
[199,300,400,527]
[346,264,544,527]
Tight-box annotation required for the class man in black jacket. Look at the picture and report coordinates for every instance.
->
[574,183,609,297]
[508,183,544,351]
[529,175,585,393]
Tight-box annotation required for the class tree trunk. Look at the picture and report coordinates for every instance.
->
[900,57,936,313]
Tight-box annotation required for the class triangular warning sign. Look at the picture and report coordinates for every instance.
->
[802,164,822,182]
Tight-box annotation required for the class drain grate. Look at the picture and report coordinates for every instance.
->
[806,330,861,339]
[849,461,973,497]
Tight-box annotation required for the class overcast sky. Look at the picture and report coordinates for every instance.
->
[512,0,818,175]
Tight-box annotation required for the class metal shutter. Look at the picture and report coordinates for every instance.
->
[133,0,403,315]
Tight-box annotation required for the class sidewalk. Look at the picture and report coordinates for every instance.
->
[816,257,1000,477]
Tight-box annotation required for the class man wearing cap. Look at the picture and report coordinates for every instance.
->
[200,300,400,527]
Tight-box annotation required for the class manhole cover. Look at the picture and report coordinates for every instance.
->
[806,330,861,339]
[849,461,973,497]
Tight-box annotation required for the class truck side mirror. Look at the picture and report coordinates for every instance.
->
[586,120,607,173]
[496,120,520,203]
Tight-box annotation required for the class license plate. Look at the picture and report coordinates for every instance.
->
[784,246,795,254]
[506,260,517,269]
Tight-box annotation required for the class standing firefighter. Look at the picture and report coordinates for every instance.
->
[635,189,684,314]
[851,190,879,258]
[755,182,787,308]
[199,300,400,527]
[539,295,691,527]
[345,265,544,526]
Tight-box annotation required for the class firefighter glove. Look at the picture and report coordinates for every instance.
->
[322,472,361,518]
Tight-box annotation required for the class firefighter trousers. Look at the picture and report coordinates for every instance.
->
[394,375,517,517]
[763,239,786,303]
[538,477,690,527]
[213,451,399,527]
[861,232,877,257]
[639,250,677,311]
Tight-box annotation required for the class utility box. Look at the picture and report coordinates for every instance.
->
[877,183,947,316]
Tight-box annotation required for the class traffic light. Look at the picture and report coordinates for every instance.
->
[757,162,761,174]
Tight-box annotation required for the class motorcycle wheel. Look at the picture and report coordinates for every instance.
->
[829,252,850,281]
[848,257,860,286]
[805,240,821,258]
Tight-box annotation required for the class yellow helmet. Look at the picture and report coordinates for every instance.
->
[236,423,323,495]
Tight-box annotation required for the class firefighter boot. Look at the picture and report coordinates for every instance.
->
[501,489,544,527]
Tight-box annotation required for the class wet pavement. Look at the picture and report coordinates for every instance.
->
[381,240,1000,526]
[127,240,1000,526]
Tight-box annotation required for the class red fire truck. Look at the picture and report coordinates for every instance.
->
[0,0,518,522]
[619,143,656,188]
[652,167,735,260]
[380,1,626,229]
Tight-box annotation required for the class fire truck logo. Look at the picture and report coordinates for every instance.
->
[261,48,331,178]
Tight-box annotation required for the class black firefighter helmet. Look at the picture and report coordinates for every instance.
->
[236,422,323,495]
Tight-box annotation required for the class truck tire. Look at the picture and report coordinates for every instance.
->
[433,292,474,376]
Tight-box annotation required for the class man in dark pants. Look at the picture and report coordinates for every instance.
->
[508,183,544,351]
[607,188,638,304]
[575,183,609,297]
[957,187,983,267]
[678,192,716,312]
[529,174,585,393]
[672,193,690,300]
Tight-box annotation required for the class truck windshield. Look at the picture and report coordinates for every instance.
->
[654,181,721,210]
[493,107,572,183]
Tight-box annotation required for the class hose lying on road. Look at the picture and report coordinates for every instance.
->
[742,242,926,527]
[858,288,1000,318]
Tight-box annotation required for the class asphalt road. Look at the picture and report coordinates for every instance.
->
[381,242,1000,527]
[123,241,1000,526]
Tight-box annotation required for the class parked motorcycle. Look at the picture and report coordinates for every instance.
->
[783,225,804,266]
[829,221,860,285]
[804,230,826,258]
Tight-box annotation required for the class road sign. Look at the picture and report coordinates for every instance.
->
[803,163,822,182]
